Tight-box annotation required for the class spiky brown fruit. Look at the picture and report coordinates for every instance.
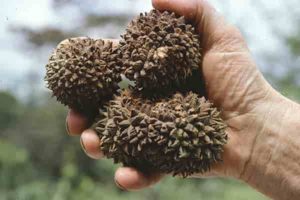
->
[45,37,122,114]
[119,9,202,94]
[94,91,227,177]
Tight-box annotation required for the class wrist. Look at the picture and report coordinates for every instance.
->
[240,91,300,199]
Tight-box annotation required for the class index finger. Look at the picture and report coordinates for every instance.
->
[66,109,90,136]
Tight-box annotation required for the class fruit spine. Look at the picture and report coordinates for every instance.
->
[45,9,228,177]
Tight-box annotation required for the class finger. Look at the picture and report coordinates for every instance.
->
[80,129,104,159]
[114,167,163,191]
[152,0,247,52]
[66,109,89,136]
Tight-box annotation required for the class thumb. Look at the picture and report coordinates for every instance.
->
[152,0,248,53]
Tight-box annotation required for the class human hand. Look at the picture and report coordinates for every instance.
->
[65,0,294,194]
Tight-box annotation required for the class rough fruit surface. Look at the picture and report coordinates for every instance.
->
[94,91,227,177]
[45,38,122,113]
[120,10,202,94]
[45,9,228,177]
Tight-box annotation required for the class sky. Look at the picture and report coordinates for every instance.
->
[0,0,298,96]
[0,0,152,92]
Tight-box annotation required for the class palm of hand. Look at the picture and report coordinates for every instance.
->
[199,34,272,178]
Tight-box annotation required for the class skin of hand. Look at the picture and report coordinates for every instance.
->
[65,0,300,199]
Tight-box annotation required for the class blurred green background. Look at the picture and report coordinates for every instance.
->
[1,0,300,199]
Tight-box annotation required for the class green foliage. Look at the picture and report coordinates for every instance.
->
[276,71,300,101]
[11,26,75,48]
[287,34,300,56]
[0,91,267,200]
[0,91,20,131]
[271,33,300,102]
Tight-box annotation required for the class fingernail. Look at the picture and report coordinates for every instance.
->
[66,120,71,135]
[80,138,87,153]
[115,179,127,191]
